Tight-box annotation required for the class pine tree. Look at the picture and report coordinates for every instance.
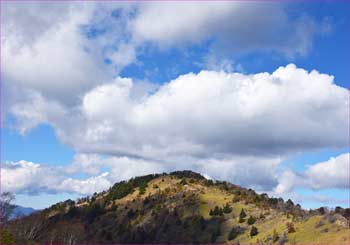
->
[223,203,233,213]
[239,208,247,223]
[250,226,258,237]
[214,206,220,215]
[239,208,247,218]
[247,216,256,225]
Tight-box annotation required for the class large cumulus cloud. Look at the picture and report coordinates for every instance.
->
[55,64,347,160]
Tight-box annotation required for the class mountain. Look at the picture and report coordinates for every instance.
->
[5,171,350,244]
[10,206,37,220]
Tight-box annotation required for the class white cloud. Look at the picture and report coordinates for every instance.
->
[274,170,300,194]
[3,2,331,134]
[8,89,66,134]
[2,2,111,104]
[130,2,325,57]
[305,153,349,189]
[1,157,164,195]
[2,154,280,195]
[1,160,112,195]
[55,64,348,160]
[3,153,348,197]
[194,156,282,191]
[1,161,63,194]
[58,173,112,196]
[275,153,350,194]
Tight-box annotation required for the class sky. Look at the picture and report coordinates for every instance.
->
[1,1,349,210]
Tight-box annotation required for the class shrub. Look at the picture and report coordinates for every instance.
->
[180,179,188,185]
[250,226,258,237]
[286,222,296,233]
[223,203,233,213]
[247,216,256,225]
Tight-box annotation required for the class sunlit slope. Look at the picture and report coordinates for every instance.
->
[8,171,350,244]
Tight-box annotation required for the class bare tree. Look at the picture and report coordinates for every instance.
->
[0,192,16,225]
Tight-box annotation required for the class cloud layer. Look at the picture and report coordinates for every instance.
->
[2,153,348,197]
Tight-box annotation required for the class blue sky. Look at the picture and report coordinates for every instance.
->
[1,1,349,209]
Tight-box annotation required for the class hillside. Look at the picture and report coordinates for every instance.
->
[5,171,350,244]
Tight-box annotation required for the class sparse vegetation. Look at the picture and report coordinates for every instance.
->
[5,171,350,244]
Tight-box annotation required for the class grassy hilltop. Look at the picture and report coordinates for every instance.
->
[5,171,350,244]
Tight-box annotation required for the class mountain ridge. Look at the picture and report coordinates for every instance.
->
[6,170,350,244]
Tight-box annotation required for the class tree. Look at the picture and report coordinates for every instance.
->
[250,226,258,237]
[214,206,220,215]
[0,192,16,225]
[239,208,246,223]
[223,203,233,213]
[211,206,223,216]
[247,216,256,225]
[239,208,247,218]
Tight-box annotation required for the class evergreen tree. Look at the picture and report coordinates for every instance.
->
[239,208,247,223]
[247,216,256,225]
[223,203,233,213]
[213,206,220,215]
[239,208,247,218]
[250,226,258,237]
